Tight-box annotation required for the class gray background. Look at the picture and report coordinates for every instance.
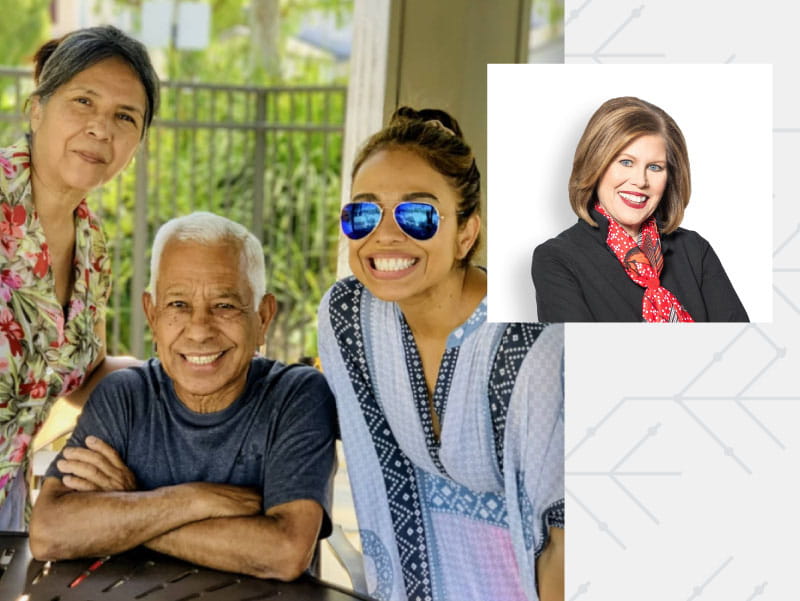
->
[563,1,800,598]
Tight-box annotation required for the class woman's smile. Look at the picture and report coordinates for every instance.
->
[368,254,420,278]
[349,149,472,305]
[596,134,668,237]
[618,190,649,208]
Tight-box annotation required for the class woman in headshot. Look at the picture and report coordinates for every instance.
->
[318,107,564,601]
[0,25,159,528]
[531,96,748,322]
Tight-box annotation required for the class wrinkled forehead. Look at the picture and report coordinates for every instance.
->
[157,239,250,294]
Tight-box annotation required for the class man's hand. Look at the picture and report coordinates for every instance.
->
[57,436,137,492]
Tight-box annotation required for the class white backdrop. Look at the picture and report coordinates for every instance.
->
[487,63,772,323]
[553,1,800,599]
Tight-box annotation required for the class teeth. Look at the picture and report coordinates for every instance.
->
[184,352,223,365]
[373,257,416,272]
[620,192,647,203]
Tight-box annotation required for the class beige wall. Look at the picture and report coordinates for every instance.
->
[338,0,530,275]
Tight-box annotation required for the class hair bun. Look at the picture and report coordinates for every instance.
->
[389,106,464,139]
[32,37,63,85]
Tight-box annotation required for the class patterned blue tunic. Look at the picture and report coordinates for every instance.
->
[318,277,564,601]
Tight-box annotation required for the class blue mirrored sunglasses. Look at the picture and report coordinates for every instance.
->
[340,201,442,241]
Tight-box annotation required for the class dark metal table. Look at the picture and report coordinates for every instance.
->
[0,533,375,600]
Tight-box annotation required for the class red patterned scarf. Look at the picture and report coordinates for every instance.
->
[596,203,694,322]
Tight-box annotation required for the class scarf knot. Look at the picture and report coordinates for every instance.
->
[596,203,694,323]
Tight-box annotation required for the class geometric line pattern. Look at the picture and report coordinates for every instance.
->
[685,556,732,600]
[563,2,793,599]
[565,0,594,26]
[565,5,667,63]
[569,581,591,601]
[773,192,800,318]
[327,278,433,601]
[745,582,768,601]
[568,320,789,548]
[568,420,680,546]
[420,470,508,527]
[360,529,394,601]
[399,315,456,476]
[487,322,545,474]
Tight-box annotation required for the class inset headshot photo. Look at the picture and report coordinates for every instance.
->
[487,64,772,323]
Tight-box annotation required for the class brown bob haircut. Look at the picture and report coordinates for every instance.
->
[569,96,691,234]
[351,106,481,267]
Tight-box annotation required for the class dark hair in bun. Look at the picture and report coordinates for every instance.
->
[32,37,63,85]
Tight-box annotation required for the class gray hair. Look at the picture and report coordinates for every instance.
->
[148,212,266,307]
[32,25,160,136]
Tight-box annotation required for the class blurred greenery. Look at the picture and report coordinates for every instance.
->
[0,0,50,67]
[0,0,351,362]
[120,83,346,359]
[543,0,564,28]
[104,0,352,85]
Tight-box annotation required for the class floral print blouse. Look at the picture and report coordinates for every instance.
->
[0,137,110,517]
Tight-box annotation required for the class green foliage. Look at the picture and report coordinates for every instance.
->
[0,0,50,68]
[0,0,352,362]
[0,82,345,364]
[533,0,564,35]
[96,82,346,361]
[150,0,353,86]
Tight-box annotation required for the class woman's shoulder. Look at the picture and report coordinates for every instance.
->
[665,225,707,239]
[533,220,599,265]
[539,219,601,247]
[0,137,32,199]
[662,226,713,253]
[318,276,373,339]
[488,321,557,357]
[321,276,367,309]
[0,137,31,166]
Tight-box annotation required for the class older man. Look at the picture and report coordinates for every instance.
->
[29,212,336,581]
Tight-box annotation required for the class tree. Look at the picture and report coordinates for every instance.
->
[0,0,50,68]
[161,0,352,85]
[251,0,282,79]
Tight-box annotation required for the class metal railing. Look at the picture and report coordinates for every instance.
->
[0,68,346,362]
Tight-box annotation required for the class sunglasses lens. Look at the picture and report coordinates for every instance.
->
[341,202,382,239]
[394,202,440,240]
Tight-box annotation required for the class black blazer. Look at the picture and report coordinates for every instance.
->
[531,209,749,322]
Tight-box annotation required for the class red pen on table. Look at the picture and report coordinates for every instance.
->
[68,555,110,588]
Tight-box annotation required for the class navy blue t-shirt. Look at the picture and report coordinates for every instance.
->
[46,357,337,537]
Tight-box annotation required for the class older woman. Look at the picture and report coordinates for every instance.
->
[532,96,748,322]
[0,25,159,529]
[318,107,564,601]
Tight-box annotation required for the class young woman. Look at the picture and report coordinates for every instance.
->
[319,107,564,601]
